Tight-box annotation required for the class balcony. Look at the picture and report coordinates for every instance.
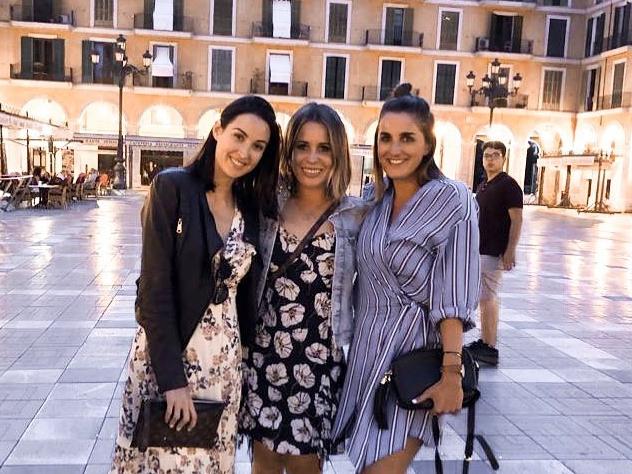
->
[133,13,194,33]
[472,94,529,109]
[251,22,311,41]
[605,34,632,51]
[365,29,423,48]
[475,37,533,55]
[10,63,73,82]
[10,3,75,25]
[250,79,309,97]
[133,73,195,90]
[581,93,632,112]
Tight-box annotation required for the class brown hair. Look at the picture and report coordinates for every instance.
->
[482,141,507,157]
[373,83,443,199]
[281,102,351,200]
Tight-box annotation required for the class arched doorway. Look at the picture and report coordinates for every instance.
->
[435,121,461,180]
[197,109,221,139]
[472,124,514,191]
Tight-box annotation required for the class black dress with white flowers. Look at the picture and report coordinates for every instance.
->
[240,226,345,457]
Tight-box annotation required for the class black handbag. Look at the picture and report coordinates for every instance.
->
[373,347,499,474]
[131,399,226,452]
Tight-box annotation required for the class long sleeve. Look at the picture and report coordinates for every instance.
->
[427,188,480,331]
[135,173,188,392]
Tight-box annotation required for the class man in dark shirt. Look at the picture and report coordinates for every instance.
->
[466,141,523,366]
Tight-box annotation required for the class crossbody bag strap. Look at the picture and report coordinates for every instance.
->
[270,200,338,280]
[432,415,443,474]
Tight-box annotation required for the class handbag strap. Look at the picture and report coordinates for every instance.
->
[270,200,338,280]
[431,415,443,474]
[462,399,499,474]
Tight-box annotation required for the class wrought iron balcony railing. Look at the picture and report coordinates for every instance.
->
[250,79,309,97]
[251,22,311,41]
[10,63,73,82]
[364,29,423,48]
[475,37,533,54]
[10,3,75,25]
[133,13,195,33]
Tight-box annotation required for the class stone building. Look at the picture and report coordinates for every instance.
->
[0,0,630,210]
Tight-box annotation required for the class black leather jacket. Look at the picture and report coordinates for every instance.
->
[135,168,262,393]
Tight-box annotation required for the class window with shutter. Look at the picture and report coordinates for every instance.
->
[324,56,346,99]
[328,2,348,43]
[546,18,567,57]
[439,10,459,50]
[269,53,291,95]
[434,63,457,105]
[152,45,175,88]
[213,0,233,35]
[542,69,563,110]
[95,0,113,26]
[379,60,401,100]
[612,62,625,108]
[210,49,233,92]
[384,7,405,46]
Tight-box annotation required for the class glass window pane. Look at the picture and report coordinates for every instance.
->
[328,3,348,43]
[211,49,232,92]
[439,11,459,50]
[547,19,567,57]
[434,63,456,105]
[213,0,233,35]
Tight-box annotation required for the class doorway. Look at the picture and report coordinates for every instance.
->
[140,150,183,185]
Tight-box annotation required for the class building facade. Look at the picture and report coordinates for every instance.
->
[0,0,631,210]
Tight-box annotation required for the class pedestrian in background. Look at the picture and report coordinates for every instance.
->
[465,141,523,367]
[333,83,480,473]
[110,95,281,474]
[240,103,369,474]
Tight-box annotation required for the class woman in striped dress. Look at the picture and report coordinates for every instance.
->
[332,83,480,473]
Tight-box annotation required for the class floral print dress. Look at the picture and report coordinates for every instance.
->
[240,226,346,457]
[110,209,255,474]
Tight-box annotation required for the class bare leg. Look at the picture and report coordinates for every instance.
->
[285,452,321,474]
[361,437,422,474]
[252,441,284,474]
[479,298,499,347]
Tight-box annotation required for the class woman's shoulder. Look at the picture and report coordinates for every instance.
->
[424,178,475,219]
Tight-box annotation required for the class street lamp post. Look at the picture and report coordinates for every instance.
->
[93,34,151,190]
[466,58,523,126]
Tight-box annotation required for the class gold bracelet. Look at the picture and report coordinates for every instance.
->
[440,364,464,377]
[443,351,462,358]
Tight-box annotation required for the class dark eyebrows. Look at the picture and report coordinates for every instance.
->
[233,126,268,145]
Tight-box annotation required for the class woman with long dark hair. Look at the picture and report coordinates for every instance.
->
[333,84,480,473]
[110,95,281,473]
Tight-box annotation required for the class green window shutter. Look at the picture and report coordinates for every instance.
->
[291,0,301,38]
[144,0,154,28]
[512,16,523,52]
[52,39,65,81]
[262,0,272,36]
[173,0,183,31]
[82,40,94,83]
[21,36,33,79]
[403,8,413,45]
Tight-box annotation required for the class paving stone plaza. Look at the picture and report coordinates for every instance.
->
[1,194,632,474]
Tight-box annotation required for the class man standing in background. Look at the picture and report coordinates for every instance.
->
[466,141,523,367]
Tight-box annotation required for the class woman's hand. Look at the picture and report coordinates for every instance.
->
[164,386,198,431]
[413,372,463,415]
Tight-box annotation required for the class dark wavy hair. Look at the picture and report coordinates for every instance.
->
[186,95,281,218]
[373,83,444,199]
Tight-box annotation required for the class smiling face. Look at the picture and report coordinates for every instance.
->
[290,121,334,194]
[212,113,271,182]
[377,112,430,185]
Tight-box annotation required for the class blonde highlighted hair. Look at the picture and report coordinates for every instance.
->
[281,103,351,201]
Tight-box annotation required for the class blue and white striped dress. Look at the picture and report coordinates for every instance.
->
[332,178,480,472]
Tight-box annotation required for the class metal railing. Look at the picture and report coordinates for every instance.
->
[580,93,632,112]
[475,37,533,54]
[365,29,423,48]
[133,13,195,33]
[10,4,75,25]
[605,34,632,51]
[133,72,195,90]
[10,64,73,82]
[472,94,529,109]
[250,79,309,97]
[251,21,311,41]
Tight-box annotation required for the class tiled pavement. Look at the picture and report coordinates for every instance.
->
[1,194,632,473]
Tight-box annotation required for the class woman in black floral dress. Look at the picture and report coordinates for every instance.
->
[240,103,369,473]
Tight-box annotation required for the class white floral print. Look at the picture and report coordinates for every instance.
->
[111,209,254,474]
[240,226,345,458]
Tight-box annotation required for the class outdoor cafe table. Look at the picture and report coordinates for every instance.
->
[28,184,60,208]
